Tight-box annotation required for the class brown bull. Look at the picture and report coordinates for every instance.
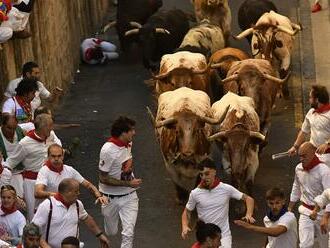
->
[221,59,288,137]
[209,92,265,193]
[148,87,226,203]
[208,48,250,101]
[151,51,217,101]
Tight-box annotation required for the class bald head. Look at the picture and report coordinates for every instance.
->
[298,142,316,166]
[58,178,79,194]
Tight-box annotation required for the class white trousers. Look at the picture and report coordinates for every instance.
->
[10,173,24,198]
[100,41,119,61]
[298,214,329,248]
[220,235,232,248]
[101,191,138,248]
[0,27,13,43]
[24,178,41,221]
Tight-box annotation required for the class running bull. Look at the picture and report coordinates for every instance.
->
[124,9,190,72]
[101,0,162,51]
[208,92,265,193]
[148,87,225,203]
[221,59,288,138]
[235,11,301,80]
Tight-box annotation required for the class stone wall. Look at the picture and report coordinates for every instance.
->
[0,0,110,101]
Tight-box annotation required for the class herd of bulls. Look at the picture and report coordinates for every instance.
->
[102,0,302,203]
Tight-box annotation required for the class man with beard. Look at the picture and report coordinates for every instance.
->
[288,85,330,156]
[181,158,255,248]
[234,187,297,248]
[18,223,42,248]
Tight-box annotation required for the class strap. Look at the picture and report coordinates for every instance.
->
[46,198,53,242]
[0,133,7,159]
[15,126,25,140]
[76,201,79,238]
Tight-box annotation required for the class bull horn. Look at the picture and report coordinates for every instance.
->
[234,28,253,40]
[221,74,239,83]
[291,22,302,31]
[125,28,140,36]
[207,131,227,141]
[201,105,229,125]
[152,71,171,80]
[146,106,156,127]
[192,67,208,74]
[129,21,143,28]
[155,28,171,35]
[263,71,291,84]
[249,131,265,141]
[276,25,296,36]
[210,62,226,69]
[102,20,117,33]
[155,117,177,128]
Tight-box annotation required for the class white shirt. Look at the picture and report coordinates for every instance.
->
[5,135,60,173]
[0,6,30,32]
[0,168,12,188]
[0,209,26,239]
[186,182,243,237]
[4,76,51,113]
[0,129,22,174]
[2,97,34,130]
[314,188,330,209]
[32,197,88,248]
[301,108,330,147]
[36,164,84,193]
[290,162,330,215]
[98,142,135,195]
[264,212,297,248]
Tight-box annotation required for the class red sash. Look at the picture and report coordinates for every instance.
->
[15,96,32,121]
[22,170,38,180]
[108,137,131,148]
[313,104,330,114]
[45,160,63,174]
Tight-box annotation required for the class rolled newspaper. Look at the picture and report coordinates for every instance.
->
[272,151,290,160]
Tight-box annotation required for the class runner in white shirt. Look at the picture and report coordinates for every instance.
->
[288,142,330,248]
[2,77,38,131]
[181,158,255,248]
[4,61,62,116]
[0,115,25,197]
[235,187,297,248]
[35,144,107,205]
[81,38,119,65]
[32,179,110,248]
[98,116,141,248]
[288,85,330,156]
[5,114,59,221]
[0,185,26,246]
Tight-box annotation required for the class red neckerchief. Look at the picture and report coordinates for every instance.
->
[92,38,102,45]
[313,104,330,114]
[54,193,71,209]
[45,160,63,174]
[191,242,201,248]
[16,245,23,248]
[27,130,45,143]
[108,137,131,148]
[198,177,221,189]
[1,204,17,216]
[303,155,321,171]
[15,96,32,121]
[85,48,95,61]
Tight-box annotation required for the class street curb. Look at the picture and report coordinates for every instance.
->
[298,0,316,114]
